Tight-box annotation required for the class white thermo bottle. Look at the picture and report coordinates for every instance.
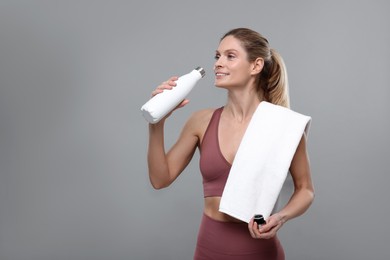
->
[141,67,205,124]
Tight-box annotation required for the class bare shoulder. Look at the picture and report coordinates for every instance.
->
[190,108,215,122]
[184,108,217,136]
[188,108,215,125]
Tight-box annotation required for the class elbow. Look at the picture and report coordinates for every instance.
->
[307,187,315,204]
[151,182,168,190]
[148,168,175,190]
[149,177,170,190]
[295,185,315,204]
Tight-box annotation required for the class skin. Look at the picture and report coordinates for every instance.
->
[147,35,315,239]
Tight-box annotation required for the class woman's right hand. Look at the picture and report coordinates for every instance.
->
[150,76,190,120]
[151,76,178,96]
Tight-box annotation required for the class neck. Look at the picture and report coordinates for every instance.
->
[224,88,264,123]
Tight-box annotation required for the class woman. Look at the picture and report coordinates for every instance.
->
[147,28,314,259]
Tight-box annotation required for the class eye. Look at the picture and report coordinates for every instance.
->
[227,53,236,60]
[214,54,220,60]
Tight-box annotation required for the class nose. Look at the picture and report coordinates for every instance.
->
[214,58,223,70]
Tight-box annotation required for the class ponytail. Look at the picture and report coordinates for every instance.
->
[259,49,290,108]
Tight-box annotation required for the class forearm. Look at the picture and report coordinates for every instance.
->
[147,121,171,189]
[277,187,315,224]
[276,134,315,224]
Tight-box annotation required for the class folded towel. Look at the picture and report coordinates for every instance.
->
[219,101,311,223]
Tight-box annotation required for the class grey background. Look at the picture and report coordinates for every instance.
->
[0,1,389,259]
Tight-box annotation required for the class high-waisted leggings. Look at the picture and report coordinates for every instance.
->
[194,213,285,260]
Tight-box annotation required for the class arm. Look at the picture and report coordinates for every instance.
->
[276,133,315,222]
[249,133,315,239]
[147,115,199,189]
[146,75,208,189]
[146,76,195,189]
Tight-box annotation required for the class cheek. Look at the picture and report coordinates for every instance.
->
[231,61,249,71]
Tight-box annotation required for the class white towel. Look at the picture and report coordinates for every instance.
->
[219,101,311,223]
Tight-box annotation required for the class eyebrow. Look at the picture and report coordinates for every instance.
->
[215,49,239,53]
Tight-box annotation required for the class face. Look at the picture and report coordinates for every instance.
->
[214,35,255,89]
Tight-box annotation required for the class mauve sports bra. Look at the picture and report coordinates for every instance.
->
[199,107,231,197]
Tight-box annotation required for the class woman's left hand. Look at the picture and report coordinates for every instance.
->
[248,213,284,239]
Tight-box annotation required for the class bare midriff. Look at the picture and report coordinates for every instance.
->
[204,197,243,223]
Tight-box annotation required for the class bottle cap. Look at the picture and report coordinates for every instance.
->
[254,214,266,225]
[195,67,206,78]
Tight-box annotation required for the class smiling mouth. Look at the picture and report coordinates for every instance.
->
[215,72,229,77]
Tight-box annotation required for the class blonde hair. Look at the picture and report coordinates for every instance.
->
[221,28,290,108]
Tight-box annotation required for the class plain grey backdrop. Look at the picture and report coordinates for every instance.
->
[1,1,389,259]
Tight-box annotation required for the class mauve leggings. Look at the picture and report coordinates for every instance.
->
[194,214,285,260]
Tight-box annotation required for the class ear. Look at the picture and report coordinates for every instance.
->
[251,58,264,75]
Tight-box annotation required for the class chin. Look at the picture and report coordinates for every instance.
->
[214,82,230,89]
[214,80,226,88]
